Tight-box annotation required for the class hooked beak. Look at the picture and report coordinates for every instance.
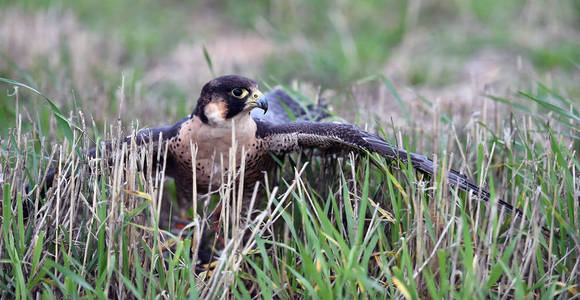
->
[246,90,268,114]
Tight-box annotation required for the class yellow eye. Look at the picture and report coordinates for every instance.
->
[231,88,249,98]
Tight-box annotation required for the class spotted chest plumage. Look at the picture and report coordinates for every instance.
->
[166,116,274,204]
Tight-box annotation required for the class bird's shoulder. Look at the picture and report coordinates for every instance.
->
[255,119,360,138]
[127,116,189,146]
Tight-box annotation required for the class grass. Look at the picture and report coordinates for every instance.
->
[1,77,578,298]
[1,0,579,298]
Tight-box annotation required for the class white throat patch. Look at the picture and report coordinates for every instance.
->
[204,102,226,125]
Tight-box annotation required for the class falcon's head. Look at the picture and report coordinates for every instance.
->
[192,75,268,125]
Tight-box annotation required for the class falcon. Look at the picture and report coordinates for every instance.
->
[35,75,517,226]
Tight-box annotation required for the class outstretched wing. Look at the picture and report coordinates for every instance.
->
[251,87,328,125]
[88,119,185,158]
[33,87,305,195]
[34,118,187,197]
[256,120,516,214]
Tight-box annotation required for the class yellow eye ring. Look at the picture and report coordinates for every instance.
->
[231,88,249,99]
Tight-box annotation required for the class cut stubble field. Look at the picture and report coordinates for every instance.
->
[2,74,579,299]
[1,1,579,299]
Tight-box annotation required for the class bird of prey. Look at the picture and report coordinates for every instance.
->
[35,75,517,227]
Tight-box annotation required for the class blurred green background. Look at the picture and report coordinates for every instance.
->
[1,2,578,298]
[0,0,579,137]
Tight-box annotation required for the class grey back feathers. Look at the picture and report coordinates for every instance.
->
[252,88,513,216]
[34,84,519,222]
[251,87,328,125]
